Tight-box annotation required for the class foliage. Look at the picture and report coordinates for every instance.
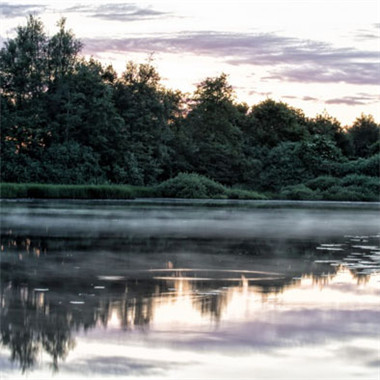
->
[330,154,380,177]
[305,176,340,191]
[246,99,308,147]
[347,114,380,158]
[156,173,227,199]
[226,188,267,200]
[320,185,377,202]
[279,184,319,200]
[307,112,352,156]
[1,16,379,201]
[258,142,310,191]
[0,183,155,199]
[155,173,266,199]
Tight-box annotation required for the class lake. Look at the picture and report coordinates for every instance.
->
[0,199,379,379]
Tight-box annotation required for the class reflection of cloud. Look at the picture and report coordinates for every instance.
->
[64,3,170,22]
[82,31,379,86]
[0,2,46,18]
[64,355,181,376]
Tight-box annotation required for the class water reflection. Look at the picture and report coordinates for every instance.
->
[0,200,379,378]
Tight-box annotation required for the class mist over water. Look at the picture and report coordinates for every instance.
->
[1,200,379,379]
[1,199,379,239]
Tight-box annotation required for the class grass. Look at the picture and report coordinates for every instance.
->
[1,172,378,201]
[0,175,267,200]
[0,183,154,199]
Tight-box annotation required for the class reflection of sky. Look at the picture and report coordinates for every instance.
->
[1,200,379,378]
[2,268,379,379]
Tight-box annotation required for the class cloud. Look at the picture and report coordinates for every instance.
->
[326,97,370,106]
[0,2,46,18]
[271,62,379,86]
[248,90,272,97]
[303,96,318,101]
[325,93,380,106]
[354,23,380,40]
[82,31,379,86]
[64,3,170,22]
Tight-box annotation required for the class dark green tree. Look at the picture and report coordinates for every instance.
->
[307,112,353,157]
[0,16,50,182]
[347,114,380,158]
[245,99,308,147]
[184,74,245,184]
[114,61,179,185]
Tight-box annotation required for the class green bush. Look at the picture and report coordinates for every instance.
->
[0,183,136,199]
[279,184,319,200]
[306,176,341,191]
[156,173,226,199]
[340,174,380,194]
[226,188,267,200]
[321,185,378,201]
[0,183,27,198]
[331,154,380,177]
[156,173,267,199]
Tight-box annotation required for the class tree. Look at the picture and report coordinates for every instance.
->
[184,74,245,184]
[114,62,179,185]
[307,112,353,157]
[0,15,48,103]
[348,114,380,158]
[246,99,308,147]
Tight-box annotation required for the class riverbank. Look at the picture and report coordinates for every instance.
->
[0,183,151,200]
[0,181,267,200]
[1,171,378,202]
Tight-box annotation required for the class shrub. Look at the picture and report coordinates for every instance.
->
[306,176,341,191]
[226,188,267,200]
[0,183,136,199]
[279,184,319,200]
[321,185,378,201]
[340,174,380,194]
[331,154,380,177]
[156,173,226,199]
[156,173,268,199]
[0,183,27,198]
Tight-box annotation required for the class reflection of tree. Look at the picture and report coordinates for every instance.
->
[1,288,76,372]
[3,231,374,373]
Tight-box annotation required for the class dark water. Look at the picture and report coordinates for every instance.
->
[1,199,379,379]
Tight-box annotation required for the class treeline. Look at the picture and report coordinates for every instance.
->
[1,16,379,200]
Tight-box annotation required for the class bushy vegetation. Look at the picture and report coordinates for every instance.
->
[0,183,153,199]
[281,174,380,202]
[155,173,267,199]
[1,16,379,201]
[279,184,319,200]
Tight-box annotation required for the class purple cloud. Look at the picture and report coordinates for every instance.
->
[325,93,380,106]
[303,96,318,101]
[82,31,379,86]
[64,3,170,22]
[0,2,46,18]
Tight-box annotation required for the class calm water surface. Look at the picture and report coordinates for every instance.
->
[1,199,379,379]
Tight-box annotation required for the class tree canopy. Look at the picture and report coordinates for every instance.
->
[1,16,379,200]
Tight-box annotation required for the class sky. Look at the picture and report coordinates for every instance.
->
[1,0,379,125]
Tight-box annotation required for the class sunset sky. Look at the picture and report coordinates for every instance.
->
[1,0,379,125]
